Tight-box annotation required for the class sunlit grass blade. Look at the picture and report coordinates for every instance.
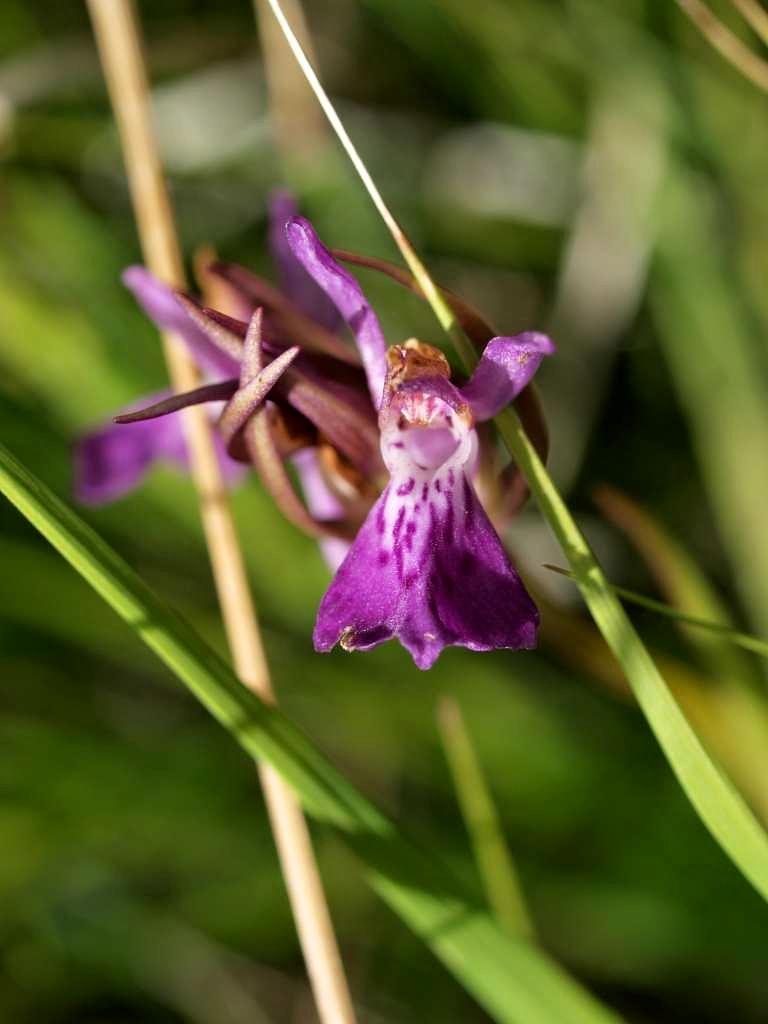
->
[260,0,768,906]
[497,407,768,903]
[0,440,623,1024]
[437,696,535,939]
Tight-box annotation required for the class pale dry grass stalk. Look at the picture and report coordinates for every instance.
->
[85,4,357,1022]
[676,0,768,91]
[253,0,328,167]
[730,0,768,48]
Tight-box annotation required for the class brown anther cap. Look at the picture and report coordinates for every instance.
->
[386,339,451,386]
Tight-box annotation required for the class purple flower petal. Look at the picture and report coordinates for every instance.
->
[292,448,352,572]
[314,354,538,668]
[459,332,555,422]
[313,473,538,669]
[284,217,388,408]
[123,267,241,379]
[268,191,343,333]
[75,391,244,505]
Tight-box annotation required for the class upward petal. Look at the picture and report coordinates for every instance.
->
[268,192,343,332]
[460,332,555,422]
[284,217,388,408]
[123,267,241,379]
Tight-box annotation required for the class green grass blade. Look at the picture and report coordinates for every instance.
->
[0,440,622,1024]
[437,696,535,939]
[495,408,768,906]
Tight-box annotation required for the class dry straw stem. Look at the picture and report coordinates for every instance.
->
[253,0,328,166]
[731,0,768,48]
[676,0,768,92]
[85,3,356,1022]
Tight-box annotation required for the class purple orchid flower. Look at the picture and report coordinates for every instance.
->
[284,217,554,668]
[76,195,554,669]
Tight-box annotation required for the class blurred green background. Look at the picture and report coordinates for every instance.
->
[2,0,768,1020]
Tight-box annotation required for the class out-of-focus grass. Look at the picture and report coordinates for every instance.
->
[3,1,768,1021]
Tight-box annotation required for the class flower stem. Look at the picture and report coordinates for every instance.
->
[85,4,357,1022]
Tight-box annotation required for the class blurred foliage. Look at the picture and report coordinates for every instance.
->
[2,0,768,1021]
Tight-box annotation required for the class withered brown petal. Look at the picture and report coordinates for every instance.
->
[175,294,244,361]
[277,360,383,478]
[114,380,238,424]
[209,261,361,367]
[218,344,300,452]
[244,409,351,540]
[201,307,249,339]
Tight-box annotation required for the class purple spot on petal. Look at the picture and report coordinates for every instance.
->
[395,545,405,582]
[434,479,442,493]
[378,550,389,566]
[405,519,417,551]
[393,505,406,542]
[421,482,429,502]
[397,477,415,496]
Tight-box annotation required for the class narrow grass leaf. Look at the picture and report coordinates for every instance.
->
[496,408,768,905]
[0,441,623,1024]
